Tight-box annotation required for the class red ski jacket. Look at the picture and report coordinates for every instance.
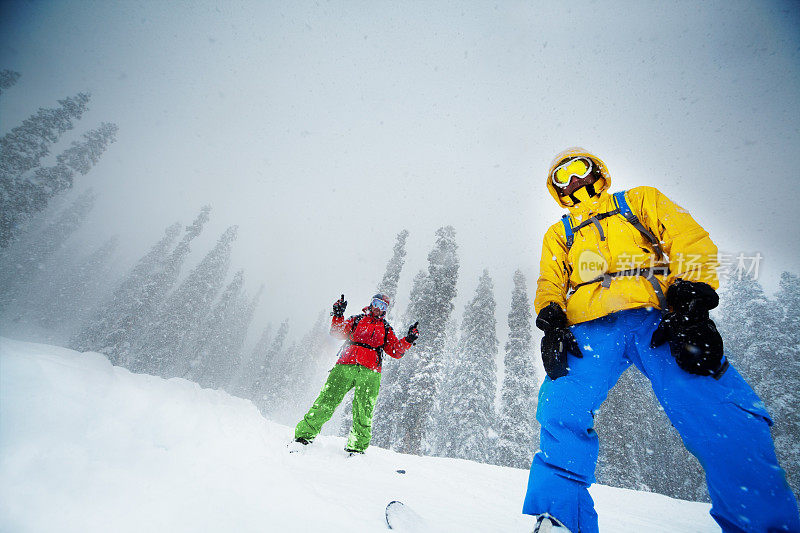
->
[331,308,412,372]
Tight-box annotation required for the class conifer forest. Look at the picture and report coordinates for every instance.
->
[1,67,798,506]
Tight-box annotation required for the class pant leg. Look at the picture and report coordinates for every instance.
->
[628,309,800,533]
[295,364,355,441]
[523,314,632,533]
[347,365,382,452]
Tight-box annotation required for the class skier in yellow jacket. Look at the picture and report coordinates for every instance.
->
[525,148,799,533]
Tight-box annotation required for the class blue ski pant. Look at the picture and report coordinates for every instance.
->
[523,308,799,533]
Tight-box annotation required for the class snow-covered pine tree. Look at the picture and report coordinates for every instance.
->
[285,311,336,423]
[255,319,290,415]
[72,207,210,367]
[33,236,119,338]
[26,123,118,214]
[125,207,211,361]
[395,226,459,455]
[337,232,411,437]
[595,366,707,501]
[426,315,460,456]
[0,92,90,181]
[378,229,409,309]
[774,272,800,500]
[70,222,180,362]
[0,93,91,247]
[0,189,95,315]
[371,269,432,448]
[234,323,274,399]
[496,269,539,468]
[220,285,264,394]
[719,272,800,501]
[139,225,238,377]
[434,269,498,463]
[187,270,246,388]
[0,69,20,96]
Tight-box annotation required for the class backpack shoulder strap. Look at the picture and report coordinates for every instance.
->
[613,190,665,260]
[561,214,574,250]
[350,314,364,336]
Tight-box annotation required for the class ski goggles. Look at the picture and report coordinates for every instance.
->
[551,157,593,188]
[371,298,389,312]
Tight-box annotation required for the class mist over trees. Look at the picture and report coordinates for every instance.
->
[0,74,117,249]
[496,270,539,469]
[2,71,798,506]
[433,270,498,463]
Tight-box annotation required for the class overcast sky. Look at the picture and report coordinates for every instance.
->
[2,0,799,341]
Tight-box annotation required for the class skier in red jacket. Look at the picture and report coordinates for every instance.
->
[292,293,419,454]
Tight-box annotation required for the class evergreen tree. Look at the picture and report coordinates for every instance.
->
[188,270,246,388]
[221,285,264,393]
[337,233,410,438]
[595,369,707,501]
[0,189,95,314]
[283,311,336,424]
[255,319,290,414]
[773,272,800,500]
[57,122,118,175]
[0,92,90,180]
[1,93,91,247]
[377,229,409,307]
[719,273,800,502]
[395,226,459,455]
[71,222,181,362]
[0,69,20,96]
[33,236,119,337]
[435,270,498,463]
[371,270,431,448]
[496,270,539,468]
[235,323,274,399]
[28,122,118,202]
[72,207,210,366]
[139,225,238,377]
[1,122,119,258]
[427,315,460,456]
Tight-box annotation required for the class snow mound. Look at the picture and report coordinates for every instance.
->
[0,337,718,532]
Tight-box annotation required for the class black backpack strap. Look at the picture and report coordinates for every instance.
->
[341,314,388,368]
[350,314,364,335]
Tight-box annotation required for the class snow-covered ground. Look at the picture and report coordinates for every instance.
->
[0,337,719,532]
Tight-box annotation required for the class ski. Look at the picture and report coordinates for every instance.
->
[385,500,425,531]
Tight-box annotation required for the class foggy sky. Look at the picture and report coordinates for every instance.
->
[2,0,799,340]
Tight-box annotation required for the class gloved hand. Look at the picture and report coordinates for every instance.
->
[332,294,347,317]
[651,279,726,377]
[405,321,419,344]
[537,302,582,380]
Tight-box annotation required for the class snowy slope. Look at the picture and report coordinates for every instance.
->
[0,337,719,532]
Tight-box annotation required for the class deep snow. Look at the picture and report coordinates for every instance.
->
[0,337,720,532]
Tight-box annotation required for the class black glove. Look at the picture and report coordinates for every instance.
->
[405,321,419,344]
[664,278,719,313]
[332,294,347,317]
[537,303,582,380]
[651,280,726,377]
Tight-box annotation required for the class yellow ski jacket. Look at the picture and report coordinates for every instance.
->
[535,148,720,325]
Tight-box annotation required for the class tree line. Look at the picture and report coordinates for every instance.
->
[1,68,796,504]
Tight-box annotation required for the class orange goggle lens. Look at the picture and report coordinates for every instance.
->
[552,158,592,187]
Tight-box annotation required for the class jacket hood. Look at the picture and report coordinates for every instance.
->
[546,147,612,209]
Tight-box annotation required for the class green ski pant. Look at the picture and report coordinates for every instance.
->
[294,363,382,452]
